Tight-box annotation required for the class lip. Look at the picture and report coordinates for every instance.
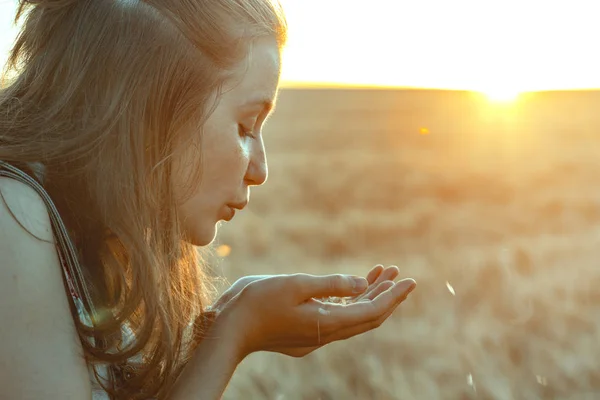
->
[222,206,235,222]
[228,200,248,211]
[221,200,247,222]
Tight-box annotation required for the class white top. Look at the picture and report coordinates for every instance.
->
[74,297,114,400]
[73,297,141,399]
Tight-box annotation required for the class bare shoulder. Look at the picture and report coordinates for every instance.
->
[0,176,54,242]
[0,177,92,399]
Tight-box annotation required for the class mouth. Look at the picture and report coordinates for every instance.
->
[223,206,235,222]
[228,200,248,211]
[222,200,248,222]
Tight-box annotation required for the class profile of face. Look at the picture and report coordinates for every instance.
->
[174,36,281,246]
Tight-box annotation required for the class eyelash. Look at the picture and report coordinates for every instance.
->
[238,124,255,139]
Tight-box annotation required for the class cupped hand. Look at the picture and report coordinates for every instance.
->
[209,265,400,316]
[214,265,416,358]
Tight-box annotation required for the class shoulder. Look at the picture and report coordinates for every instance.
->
[0,177,92,398]
[0,176,54,242]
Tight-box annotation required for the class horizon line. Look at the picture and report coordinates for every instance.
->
[279,81,600,92]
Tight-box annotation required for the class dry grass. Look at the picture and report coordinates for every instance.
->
[212,88,600,399]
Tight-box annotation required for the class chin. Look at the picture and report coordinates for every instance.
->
[184,225,218,247]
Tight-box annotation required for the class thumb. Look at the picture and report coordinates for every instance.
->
[292,273,368,300]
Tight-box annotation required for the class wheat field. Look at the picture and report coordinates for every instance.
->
[212,88,600,400]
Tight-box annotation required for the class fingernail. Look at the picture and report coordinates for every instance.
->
[352,277,368,293]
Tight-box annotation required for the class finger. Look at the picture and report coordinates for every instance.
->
[214,277,254,305]
[372,265,400,287]
[292,273,369,301]
[323,279,416,342]
[213,275,272,309]
[356,280,394,302]
[359,266,399,300]
[354,278,392,302]
[370,278,416,310]
[366,265,384,285]
[322,290,407,343]
[354,266,399,302]
[240,275,274,286]
[309,278,416,329]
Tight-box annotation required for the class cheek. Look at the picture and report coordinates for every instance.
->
[211,136,251,178]
[176,186,217,245]
[171,141,203,203]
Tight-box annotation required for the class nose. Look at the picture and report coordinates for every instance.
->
[244,135,268,186]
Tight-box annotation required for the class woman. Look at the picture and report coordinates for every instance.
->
[0,1,417,399]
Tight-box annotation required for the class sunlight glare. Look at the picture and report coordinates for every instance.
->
[481,87,523,103]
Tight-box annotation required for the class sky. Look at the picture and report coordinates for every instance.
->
[1,0,600,95]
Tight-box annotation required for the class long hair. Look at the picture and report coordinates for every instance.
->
[0,1,287,398]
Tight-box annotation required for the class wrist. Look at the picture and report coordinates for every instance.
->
[209,305,252,362]
[169,308,248,400]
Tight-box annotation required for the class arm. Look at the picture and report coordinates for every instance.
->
[168,311,247,400]
[169,269,417,400]
[0,178,93,400]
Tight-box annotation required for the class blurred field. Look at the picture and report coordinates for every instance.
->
[214,88,600,399]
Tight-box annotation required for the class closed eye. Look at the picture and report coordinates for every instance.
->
[238,124,255,139]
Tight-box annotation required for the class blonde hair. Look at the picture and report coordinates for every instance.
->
[0,0,286,398]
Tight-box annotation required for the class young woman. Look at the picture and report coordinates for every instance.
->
[0,1,417,399]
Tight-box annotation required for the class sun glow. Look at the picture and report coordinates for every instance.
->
[480,87,523,103]
[277,1,600,92]
[1,1,600,93]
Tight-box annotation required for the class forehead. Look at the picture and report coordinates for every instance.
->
[223,37,281,102]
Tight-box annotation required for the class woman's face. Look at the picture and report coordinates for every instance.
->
[175,36,281,246]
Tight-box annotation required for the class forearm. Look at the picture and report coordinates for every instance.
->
[168,315,247,400]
